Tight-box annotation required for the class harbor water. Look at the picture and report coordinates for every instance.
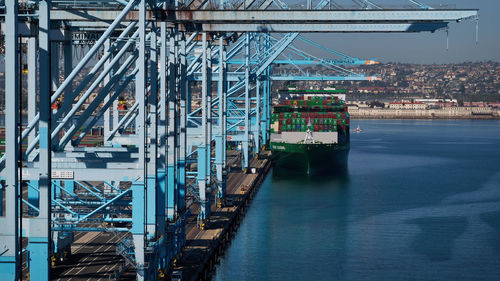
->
[214,119,500,281]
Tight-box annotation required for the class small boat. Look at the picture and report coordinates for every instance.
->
[354,125,362,133]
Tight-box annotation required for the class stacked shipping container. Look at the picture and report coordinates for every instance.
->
[270,96,350,135]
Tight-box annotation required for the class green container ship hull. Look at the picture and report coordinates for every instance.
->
[270,142,349,175]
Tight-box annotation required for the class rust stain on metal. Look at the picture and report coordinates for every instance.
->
[123,10,155,21]
[176,10,194,21]
[146,10,155,20]
[125,10,138,21]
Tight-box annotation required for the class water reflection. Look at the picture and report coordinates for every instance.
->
[215,120,500,281]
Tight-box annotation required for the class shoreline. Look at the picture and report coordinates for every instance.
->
[349,108,500,120]
[3,111,500,121]
[350,115,500,120]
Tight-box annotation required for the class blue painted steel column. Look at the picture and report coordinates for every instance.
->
[29,1,52,280]
[157,19,167,239]
[133,0,147,279]
[223,48,228,169]
[266,70,272,145]
[63,34,72,113]
[264,35,271,145]
[28,37,38,151]
[131,181,145,280]
[262,74,270,145]
[206,39,212,190]
[215,36,226,204]
[0,0,19,279]
[254,35,262,153]
[50,41,60,146]
[147,25,158,240]
[242,33,250,171]
[167,28,178,220]
[50,41,59,100]
[27,38,39,211]
[51,42,59,94]
[61,34,73,150]
[178,32,187,215]
[197,32,210,228]
[50,181,63,257]
[255,80,261,155]
[156,19,168,272]
[111,35,121,142]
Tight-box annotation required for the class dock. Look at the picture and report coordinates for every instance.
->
[47,152,272,280]
[176,153,272,281]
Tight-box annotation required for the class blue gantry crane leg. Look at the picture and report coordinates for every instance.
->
[242,33,251,172]
[132,1,147,280]
[197,32,211,229]
[28,1,52,281]
[167,27,178,222]
[216,35,228,206]
[0,0,19,279]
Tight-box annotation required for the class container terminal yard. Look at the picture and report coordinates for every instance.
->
[0,0,478,280]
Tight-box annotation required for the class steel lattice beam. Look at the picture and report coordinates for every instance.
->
[48,9,478,22]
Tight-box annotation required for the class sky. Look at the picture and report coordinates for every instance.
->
[301,0,500,64]
[0,1,497,67]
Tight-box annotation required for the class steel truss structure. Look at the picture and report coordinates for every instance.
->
[0,0,477,280]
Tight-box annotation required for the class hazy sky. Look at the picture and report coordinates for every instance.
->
[301,0,499,64]
[0,1,496,66]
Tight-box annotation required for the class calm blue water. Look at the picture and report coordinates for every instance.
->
[214,120,500,281]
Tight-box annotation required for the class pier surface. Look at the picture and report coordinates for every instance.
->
[47,152,271,280]
[177,153,272,281]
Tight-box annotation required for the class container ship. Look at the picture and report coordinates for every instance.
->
[269,88,350,174]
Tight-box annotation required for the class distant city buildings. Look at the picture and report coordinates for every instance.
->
[1,61,499,113]
[389,101,426,110]
[274,61,500,98]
